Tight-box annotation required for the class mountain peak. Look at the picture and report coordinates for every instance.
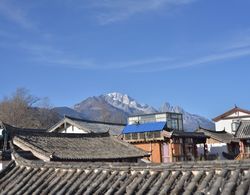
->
[106,92,133,105]
[103,92,157,114]
[54,93,215,131]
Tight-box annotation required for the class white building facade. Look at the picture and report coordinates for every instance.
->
[213,106,250,135]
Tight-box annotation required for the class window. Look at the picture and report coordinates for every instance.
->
[231,120,240,133]
[178,119,183,131]
[153,131,161,138]
[166,114,183,131]
[171,119,178,129]
[124,134,131,140]
[139,132,146,139]
[132,133,138,140]
[185,138,193,144]
[245,140,250,154]
[146,132,154,139]
[140,115,156,123]
[170,114,178,119]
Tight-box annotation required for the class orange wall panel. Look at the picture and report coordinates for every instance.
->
[133,142,162,163]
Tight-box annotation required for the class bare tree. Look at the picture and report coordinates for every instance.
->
[0,88,60,129]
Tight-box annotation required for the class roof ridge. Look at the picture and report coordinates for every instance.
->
[197,127,228,134]
[13,153,250,170]
[16,130,110,138]
[213,106,250,122]
[65,115,126,126]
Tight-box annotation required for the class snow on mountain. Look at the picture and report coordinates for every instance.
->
[103,92,157,115]
[159,103,215,131]
[53,92,215,131]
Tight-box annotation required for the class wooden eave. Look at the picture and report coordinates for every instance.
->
[126,138,165,144]
[48,118,91,133]
[13,139,51,162]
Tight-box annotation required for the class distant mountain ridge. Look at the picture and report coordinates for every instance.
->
[53,92,215,131]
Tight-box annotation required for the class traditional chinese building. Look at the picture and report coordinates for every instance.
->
[235,120,250,159]
[122,112,207,163]
[12,131,149,163]
[196,127,239,160]
[212,106,250,160]
[0,121,45,161]
[213,106,250,134]
[1,154,250,194]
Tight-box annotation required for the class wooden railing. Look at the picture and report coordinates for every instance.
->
[235,153,250,160]
[235,153,242,160]
[242,153,250,159]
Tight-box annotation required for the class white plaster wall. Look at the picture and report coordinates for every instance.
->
[215,111,250,134]
[215,120,235,133]
[61,125,89,134]
[0,161,10,171]
[228,112,250,117]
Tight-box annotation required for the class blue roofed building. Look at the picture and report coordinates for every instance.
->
[122,112,207,163]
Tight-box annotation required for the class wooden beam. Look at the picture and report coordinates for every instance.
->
[13,139,51,162]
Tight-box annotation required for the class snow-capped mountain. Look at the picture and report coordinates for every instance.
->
[159,103,215,131]
[103,92,157,115]
[54,92,215,131]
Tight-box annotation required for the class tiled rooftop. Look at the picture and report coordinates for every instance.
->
[1,156,250,195]
[196,127,238,143]
[236,120,250,139]
[13,131,148,162]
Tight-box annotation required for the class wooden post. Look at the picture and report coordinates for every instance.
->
[204,143,207,160]
[159,142,162,163]
[182,138,186,161]
[64,122,66,132]
[240,140,245,159]
[169,139,173,162]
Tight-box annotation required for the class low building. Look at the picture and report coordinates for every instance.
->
[0,155,250,194]
[0,121,45,161]
[48,115,125,136]
[122,112,207,163]
[12,131,149,162]
[196,127,239,160]
[235,120,250,159]
[213,106,250,134]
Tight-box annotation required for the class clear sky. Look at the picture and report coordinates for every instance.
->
[1,0,250,119]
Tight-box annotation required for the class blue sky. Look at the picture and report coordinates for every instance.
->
[1,0,250,119]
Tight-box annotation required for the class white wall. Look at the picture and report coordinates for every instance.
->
[61,125,89,134]
[215,120,234,133]
[215,111,250,134]
[0,161,10,171]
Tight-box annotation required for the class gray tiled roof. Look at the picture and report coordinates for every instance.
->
[13,131,148,161]
[72,119,125,135]
[171,130,207,139]
[0,121,46,134]
[196,127,238,143]
[1,157,250,194]
[236,120,250,139]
